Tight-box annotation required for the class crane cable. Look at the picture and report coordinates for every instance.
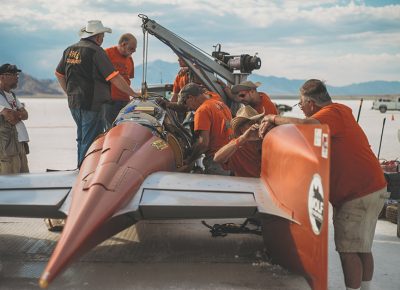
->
[141,26,150,100]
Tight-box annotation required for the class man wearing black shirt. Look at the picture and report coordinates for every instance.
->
[55,20,139,167]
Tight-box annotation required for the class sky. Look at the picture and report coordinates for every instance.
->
[0,0,399,86]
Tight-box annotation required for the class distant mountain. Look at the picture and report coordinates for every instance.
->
[251,75,400,96]
[327,81,400,96]
[134,61,400,96]
[15,72,63,96]
[15,60,400,96]
[132,60,179,89]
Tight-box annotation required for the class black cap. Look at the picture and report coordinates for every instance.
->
[178,83,205,105]
[231,80,261,94]
[0,64,22,75]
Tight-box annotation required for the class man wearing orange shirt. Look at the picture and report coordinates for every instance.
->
[214,105,263,177]
[231,80,278,115]
[171,57,190,102]
[259,79,388,290]
[103,33,137,130]
[179,83,233,175]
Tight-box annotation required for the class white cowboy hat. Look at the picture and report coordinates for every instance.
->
[79,20,112,39]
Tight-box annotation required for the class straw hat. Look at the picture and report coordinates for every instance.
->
[231,105,264,136]
[79,20,112,39]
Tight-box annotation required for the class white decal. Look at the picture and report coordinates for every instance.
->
[314,128,322,147]
[308,174,324,235]
[321,133,328,159]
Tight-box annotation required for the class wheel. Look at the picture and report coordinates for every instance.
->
[379,106,387,113]
[378,203,387,219]
[385,204,398,224]
[44,218,65,232]
[397,206,400,238]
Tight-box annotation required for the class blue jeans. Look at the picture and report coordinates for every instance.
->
[102,101,129,131]
[70,108,103,167]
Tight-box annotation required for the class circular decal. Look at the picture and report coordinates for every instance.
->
[308,174,324,235]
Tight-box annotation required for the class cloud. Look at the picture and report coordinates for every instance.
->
[2,1,399,31]
[0,0,399,85]
[258,49,400,86]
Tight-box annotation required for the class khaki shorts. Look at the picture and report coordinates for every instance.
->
[0,142,29,174]
[333,187,389,253]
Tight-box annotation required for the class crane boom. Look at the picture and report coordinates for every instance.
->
[139,14,261,105]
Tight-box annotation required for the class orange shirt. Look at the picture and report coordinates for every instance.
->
[105,46,134,101]
[194,99,233,157]
[172,68,189,95]
[254,92,278,115]
[206,91,223,102]
[312,103,386,206]
[223,140,262,177]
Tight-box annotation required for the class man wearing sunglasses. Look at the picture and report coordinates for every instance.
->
[179,83,233,175]
[259,79,388,290]
[103,33,138,130]
[0,63,29,174]
[231,80,278,116]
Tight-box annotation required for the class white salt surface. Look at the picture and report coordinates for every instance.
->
[20,98,400,289]
[22,98,399,172]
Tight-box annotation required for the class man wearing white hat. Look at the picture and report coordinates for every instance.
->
[55,20,140,167]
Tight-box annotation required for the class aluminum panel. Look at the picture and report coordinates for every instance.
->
[140,189,257,219]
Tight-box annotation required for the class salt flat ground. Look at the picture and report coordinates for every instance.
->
[23,98,400,172]
[0,98,399,290]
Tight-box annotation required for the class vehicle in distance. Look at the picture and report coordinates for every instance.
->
[372,96,400,113]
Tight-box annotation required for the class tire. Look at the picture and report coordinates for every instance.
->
[379,106,387,113]
[397,207,400,238]
[44,218,65,232]
[386,204,398,224]
[379,202,387,219]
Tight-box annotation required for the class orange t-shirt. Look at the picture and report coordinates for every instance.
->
[194,99,233,157]
[254,92,278,115]
[206,91,223,102]
[312,103,386,206]
[105,46,134,101]
[172,68,189,95]
[223,140,262,177]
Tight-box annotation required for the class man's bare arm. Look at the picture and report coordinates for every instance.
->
[17,107,28,120]
[259,114,320,138]
[55,73,67,94]
[214,124,260,164]
[185,130,210,164]
[110,74,140,98]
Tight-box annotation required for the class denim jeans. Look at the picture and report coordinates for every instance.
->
[70,108,103,167]
[102,101,129,131]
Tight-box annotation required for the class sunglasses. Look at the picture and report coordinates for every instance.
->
[237,92,249,98]
[293,99,311,108]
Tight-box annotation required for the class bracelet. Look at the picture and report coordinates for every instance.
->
[272,115,277,124]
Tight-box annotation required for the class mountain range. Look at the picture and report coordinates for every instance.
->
[15,60,400,97]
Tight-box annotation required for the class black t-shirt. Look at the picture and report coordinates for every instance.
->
[56,39,116,111]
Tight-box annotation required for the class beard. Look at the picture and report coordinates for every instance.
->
[10,81,18,90]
